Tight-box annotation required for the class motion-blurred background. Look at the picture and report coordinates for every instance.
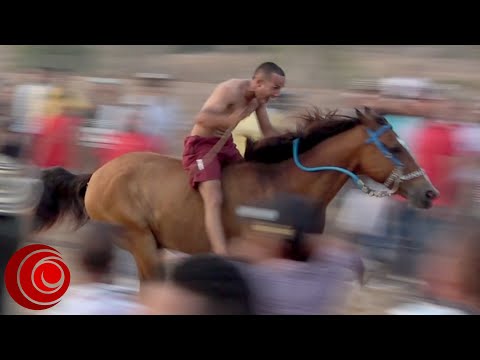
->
[2,45,480,314]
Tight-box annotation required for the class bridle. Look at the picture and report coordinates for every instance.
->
[292,124,426,198]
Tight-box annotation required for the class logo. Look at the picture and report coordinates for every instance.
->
[4,244,71,310]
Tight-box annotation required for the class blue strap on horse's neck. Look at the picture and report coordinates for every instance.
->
[292,124,402,190]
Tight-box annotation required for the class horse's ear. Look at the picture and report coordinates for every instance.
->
[360,106,378,126]
[367,107,379,117]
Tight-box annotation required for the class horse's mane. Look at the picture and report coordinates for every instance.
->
[244,107,361,164]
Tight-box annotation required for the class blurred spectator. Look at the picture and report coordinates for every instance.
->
[412,99,459,209]
[452,119,480,220]
[0,80,14,127]
[382,99,459,278]
[0,207,24,314]
[11,79,52,134]
[387,221,480,315]
[89,78,130,131]
[334,179,392,263]
[455,156,480,221]
[0,124,41,314]
[120,73,183,154]
[138,254,254,315]
[97,111,163,165]
[229,193,364,315]
[31,91,84,170]
[402,99,459,262]
[46,222,141,315]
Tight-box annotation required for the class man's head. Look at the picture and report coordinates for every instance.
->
[140,254,254,315]
[78,222,123,279]
[252,62,286,104]
[235,193,325,261]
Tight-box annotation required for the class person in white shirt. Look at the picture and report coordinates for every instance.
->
[46,222,141,315]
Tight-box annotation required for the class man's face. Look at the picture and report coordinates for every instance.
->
[255,73,285,104]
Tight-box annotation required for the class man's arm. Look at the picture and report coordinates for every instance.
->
[256,104,281,138]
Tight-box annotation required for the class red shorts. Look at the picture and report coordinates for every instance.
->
[182,135,244,189]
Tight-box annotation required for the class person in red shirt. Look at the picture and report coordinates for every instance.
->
[412,119,458,208]
[32,100,82,169]
[98,111,164,166]
[386,99,460,278]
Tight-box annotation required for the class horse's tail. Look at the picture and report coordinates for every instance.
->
[33,167,92,232]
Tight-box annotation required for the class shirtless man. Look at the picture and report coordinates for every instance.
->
[182,62,286,255]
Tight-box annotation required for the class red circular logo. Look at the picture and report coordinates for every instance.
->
[4,244,71,310]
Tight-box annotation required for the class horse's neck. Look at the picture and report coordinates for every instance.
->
[283,127,364,205]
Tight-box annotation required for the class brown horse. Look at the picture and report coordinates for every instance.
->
[33,107,439,281]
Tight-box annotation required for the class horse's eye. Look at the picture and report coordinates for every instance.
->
[389,146,402,154]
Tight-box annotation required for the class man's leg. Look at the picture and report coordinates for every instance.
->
[198,180,228,255]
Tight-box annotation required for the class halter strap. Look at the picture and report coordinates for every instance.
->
[365,125,403,167]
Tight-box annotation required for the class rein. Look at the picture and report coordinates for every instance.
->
[292,124,426,198]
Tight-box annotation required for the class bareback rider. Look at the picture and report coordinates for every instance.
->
[182,62,286,255]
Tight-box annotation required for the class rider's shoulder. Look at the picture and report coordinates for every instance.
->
[217,79,250,93]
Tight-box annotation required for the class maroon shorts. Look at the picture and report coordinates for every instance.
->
[182,135,244,189]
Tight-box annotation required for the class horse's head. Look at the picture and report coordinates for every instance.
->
[243,106,439,209]
[355,107,439,209]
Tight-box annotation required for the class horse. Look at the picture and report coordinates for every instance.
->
[33,107,439,281]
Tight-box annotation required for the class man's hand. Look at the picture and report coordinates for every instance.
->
[256,104,280,138]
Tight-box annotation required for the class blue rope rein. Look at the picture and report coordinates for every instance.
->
[292,138,365,190]
[291,125,401,191]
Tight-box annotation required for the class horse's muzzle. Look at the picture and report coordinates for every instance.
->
[412,187,440,209]
[425,189,439,201]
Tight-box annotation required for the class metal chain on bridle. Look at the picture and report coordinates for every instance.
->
[359,167,426,198]
[293,124,426,198]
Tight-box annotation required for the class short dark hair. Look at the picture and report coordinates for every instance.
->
[171,254,254,315]
[253,62,285,78]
